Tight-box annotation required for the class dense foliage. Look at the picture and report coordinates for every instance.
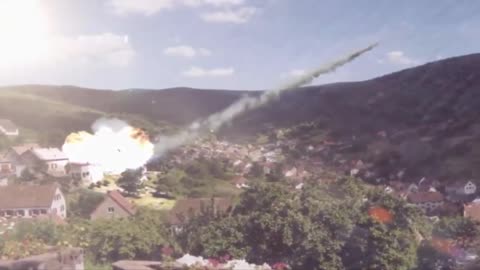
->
[117,168,144,196]
[154,156,237,198]
[0,209,172,263]
[178,178,427,270]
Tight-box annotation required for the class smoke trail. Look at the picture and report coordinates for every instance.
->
[153,43,378,158]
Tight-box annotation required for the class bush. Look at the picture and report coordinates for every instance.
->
[67,189,105,218]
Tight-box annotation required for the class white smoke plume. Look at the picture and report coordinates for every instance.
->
[153,43,378,158]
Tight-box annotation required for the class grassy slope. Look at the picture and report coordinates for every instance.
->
[0,90,166,146]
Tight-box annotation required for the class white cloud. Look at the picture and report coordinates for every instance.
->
[201,6,257,23]
[184,0,245,7]
[164,45,196,58]
[163,45,212,58]
[183,66,235,77]
[109,0,245,16]
[385,51,419,66]
[108,0,174,16]
[53,33,135,67]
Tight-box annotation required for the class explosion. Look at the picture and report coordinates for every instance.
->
[62,118,154,174]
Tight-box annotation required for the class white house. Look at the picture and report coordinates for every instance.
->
[21,148,69,177]
[446,180,477,196]
[0,119,19,137]
[68,162,104,184]
[0,184,66,219]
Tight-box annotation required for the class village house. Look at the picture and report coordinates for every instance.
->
[232,176,249,189]
[0,119,19,136]
[67,162,104,184]
[0,183,66,219]
[262,162,275,175]
[167,198,232,231]
[446,180,477,197]
[407,191,444,213]
[5,143,39,177]
[464,199,480,223]
[21,148,69,177]
[90,190,136,220]
[0,152,14,176]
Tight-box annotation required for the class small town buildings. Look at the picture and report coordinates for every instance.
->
[407,191,444,213]
[21,148,69,177]
[5,143,39,177]
[0,184,66,219]
[67,162,104,184]
[0,152,14,176]
[0,119,19,136]
[90,190,136,220]
[446,181,477,196]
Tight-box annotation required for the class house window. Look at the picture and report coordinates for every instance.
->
[6,210,13,216]
[0,211,4,217]
[16,210,25,216]
[60,205,65,211]
[30,209,39,216]
[108,207,115,213]
[40,209,47,214]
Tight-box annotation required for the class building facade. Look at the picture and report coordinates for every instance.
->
[0,184,66,219]
[68,162,104,184]
[21,148,69,177]
[90,190,136,220]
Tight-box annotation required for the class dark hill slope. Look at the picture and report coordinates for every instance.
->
[8,53,480,138]
[2,53,480,180]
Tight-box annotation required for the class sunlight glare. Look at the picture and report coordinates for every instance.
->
[0,0,51,68]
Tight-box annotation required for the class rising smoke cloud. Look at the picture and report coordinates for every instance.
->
[152,43,378,158]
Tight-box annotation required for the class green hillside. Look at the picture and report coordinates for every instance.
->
[0,90,168,147]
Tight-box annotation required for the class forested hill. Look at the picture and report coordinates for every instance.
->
[2,53,480,179]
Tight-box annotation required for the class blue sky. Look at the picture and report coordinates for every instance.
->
[0,0,479,90]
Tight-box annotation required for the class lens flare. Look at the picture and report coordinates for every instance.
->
[62,118,154,174]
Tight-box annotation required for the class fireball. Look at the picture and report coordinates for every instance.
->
[62,118,154,174]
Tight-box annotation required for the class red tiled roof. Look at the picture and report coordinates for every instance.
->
[408,192,444,203]
[464,202,480,222]
[107,190,136,215]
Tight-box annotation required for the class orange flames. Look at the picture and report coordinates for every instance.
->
[62,119,154,174]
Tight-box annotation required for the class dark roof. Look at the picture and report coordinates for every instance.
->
[30,148,68,161]
[0,119,17,133]
[0,184,59,209]
[168,198,232,225]
[107,190,136,215]
[10,144,39,156]
[408,191,444,203]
